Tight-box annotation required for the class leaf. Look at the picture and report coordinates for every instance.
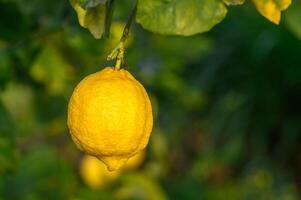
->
[252,0,292,24]
[223,0,245,6]
[30,46,73,95]
[1,83,34,121]
[78,0,107,9]
[136,0,228,36]
[285,0,301,39]
[70,0,106,39]
[0,82,37,136]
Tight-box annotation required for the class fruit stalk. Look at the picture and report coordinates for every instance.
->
[107,0,137,70]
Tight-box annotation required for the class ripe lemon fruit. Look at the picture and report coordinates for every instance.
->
[80,155,120,188]
[68,67,153,171]
[123,150,145,170]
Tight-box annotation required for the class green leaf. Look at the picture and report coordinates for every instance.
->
[285,0,301,39]
[136,0,228,36]
[223,0,245,6]
[30,46,73,95]
[78,0,107,9]
[70,0,106,39]
[0,82,36,135]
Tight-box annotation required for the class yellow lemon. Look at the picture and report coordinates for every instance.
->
[123,150,146,170]
[80,155,120,188]
[68,67,153,171]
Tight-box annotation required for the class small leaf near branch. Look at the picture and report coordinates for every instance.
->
[136,0,228,36]
[252,0,291,24]
[70,0,106,39]
[223,0,245,6]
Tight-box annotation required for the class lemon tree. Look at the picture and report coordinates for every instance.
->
[70,0,292,39]
[1,0,301,199]
[67,0,294,172]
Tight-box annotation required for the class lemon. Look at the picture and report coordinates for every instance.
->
[123,150,145,170]
[68,67,153,171]
[80,155,120,188]
[80,152,145,188]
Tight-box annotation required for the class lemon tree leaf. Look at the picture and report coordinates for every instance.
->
[285,0,301,39]
[70,0,106,39]
[30,47,73,95]
[275,0,291,10]
[252,0,292,24]
[78,0,107,9]
[223,0,245,6]
[136,0,228,36]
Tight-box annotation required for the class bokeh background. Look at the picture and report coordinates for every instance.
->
[0,0,301,199]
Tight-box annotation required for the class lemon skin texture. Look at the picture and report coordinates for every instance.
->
[68,67,153,171]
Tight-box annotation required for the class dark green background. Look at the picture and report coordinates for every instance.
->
[0,0,300,199]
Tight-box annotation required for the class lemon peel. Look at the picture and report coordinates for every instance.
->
[68,67,153,171]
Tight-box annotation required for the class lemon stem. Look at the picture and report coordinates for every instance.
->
[115,43,124,70]
[107,0,137,70]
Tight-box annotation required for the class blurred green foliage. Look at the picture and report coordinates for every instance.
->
[0,0,301,199]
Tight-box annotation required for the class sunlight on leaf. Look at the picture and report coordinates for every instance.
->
[136,0,227,36]
[30,46,73,95]
[252,0,291,24]
[275,0,291,10]
[70,0,106,39]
